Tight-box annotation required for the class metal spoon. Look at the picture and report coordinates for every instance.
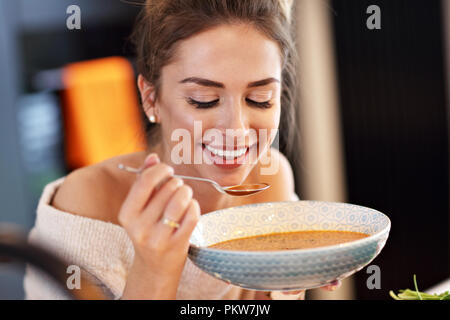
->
[118,164,270,197]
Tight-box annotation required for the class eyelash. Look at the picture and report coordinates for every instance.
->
[187,98,273,109]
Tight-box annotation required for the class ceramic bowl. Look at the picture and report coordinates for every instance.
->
[188,201,390,291]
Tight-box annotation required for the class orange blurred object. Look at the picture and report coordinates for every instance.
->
[62,57,147,169]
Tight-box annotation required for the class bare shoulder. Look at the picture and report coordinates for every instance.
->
[51,152,147,225]
[51,164,121,224]
[245,148,296,203]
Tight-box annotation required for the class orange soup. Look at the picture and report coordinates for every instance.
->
[208,230,369,251]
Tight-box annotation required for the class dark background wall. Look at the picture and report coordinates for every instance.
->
[331,0,449,299]
[0,0,449,300]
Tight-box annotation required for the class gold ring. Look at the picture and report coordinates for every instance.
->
[162,218,180,229]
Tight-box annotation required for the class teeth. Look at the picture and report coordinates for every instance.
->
[205,145,247,159]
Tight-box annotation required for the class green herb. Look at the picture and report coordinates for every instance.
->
[389,274,450,300]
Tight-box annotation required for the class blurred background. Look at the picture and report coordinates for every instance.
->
[0,0,449,299]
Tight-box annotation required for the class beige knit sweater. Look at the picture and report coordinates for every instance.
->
[23,177,300,300]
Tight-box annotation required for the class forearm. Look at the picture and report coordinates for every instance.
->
[121,261,180,300]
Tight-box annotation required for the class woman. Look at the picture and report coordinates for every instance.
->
[24,0,340,299]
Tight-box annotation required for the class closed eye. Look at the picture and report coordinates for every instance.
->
[187,98,273,109]
[246,98,273,109]
[187,98,220,109]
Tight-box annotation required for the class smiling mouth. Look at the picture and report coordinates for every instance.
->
[202,144,251,160]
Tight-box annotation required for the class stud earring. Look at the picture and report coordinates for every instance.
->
[149,115,156,123]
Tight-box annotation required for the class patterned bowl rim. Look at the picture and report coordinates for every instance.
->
[189,200,391,256]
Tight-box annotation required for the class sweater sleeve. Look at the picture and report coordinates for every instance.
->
[23,178,134,300]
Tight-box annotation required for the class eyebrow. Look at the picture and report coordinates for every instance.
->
[179,77,280,89]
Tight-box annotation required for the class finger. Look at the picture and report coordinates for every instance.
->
[156,185,194,239]
[122,162,173,217]
[173,199,201,243]
[270,291,305,300]
[119,163,174,225]
[322,280,341,291]
[139,177,184,224]
[254,291,272,300]
[282,290,305,295]
[133,177,184,237]
[140,153,160,170]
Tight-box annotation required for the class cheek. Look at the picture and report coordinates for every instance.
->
[159,102,213,145]
[255,108,281,146]
[159,101,191,144]
[253,108,281,133]
[270,108,282,129]
[164,108,196,129]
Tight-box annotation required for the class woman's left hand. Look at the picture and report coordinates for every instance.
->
[257,280,342,300]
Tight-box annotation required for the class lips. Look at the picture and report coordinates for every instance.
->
[201,143,253,169]
[203,144,248,160]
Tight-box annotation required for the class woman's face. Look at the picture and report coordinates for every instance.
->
[142,23,282,186]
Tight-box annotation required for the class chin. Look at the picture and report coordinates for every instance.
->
[201,163,252,187]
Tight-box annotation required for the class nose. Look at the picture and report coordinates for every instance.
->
[220,98,250,131]
[217,98,250,146]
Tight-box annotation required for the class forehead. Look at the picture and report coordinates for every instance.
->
[165,24,283,87]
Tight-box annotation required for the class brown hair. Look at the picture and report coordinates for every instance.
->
[130,0,298,157]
